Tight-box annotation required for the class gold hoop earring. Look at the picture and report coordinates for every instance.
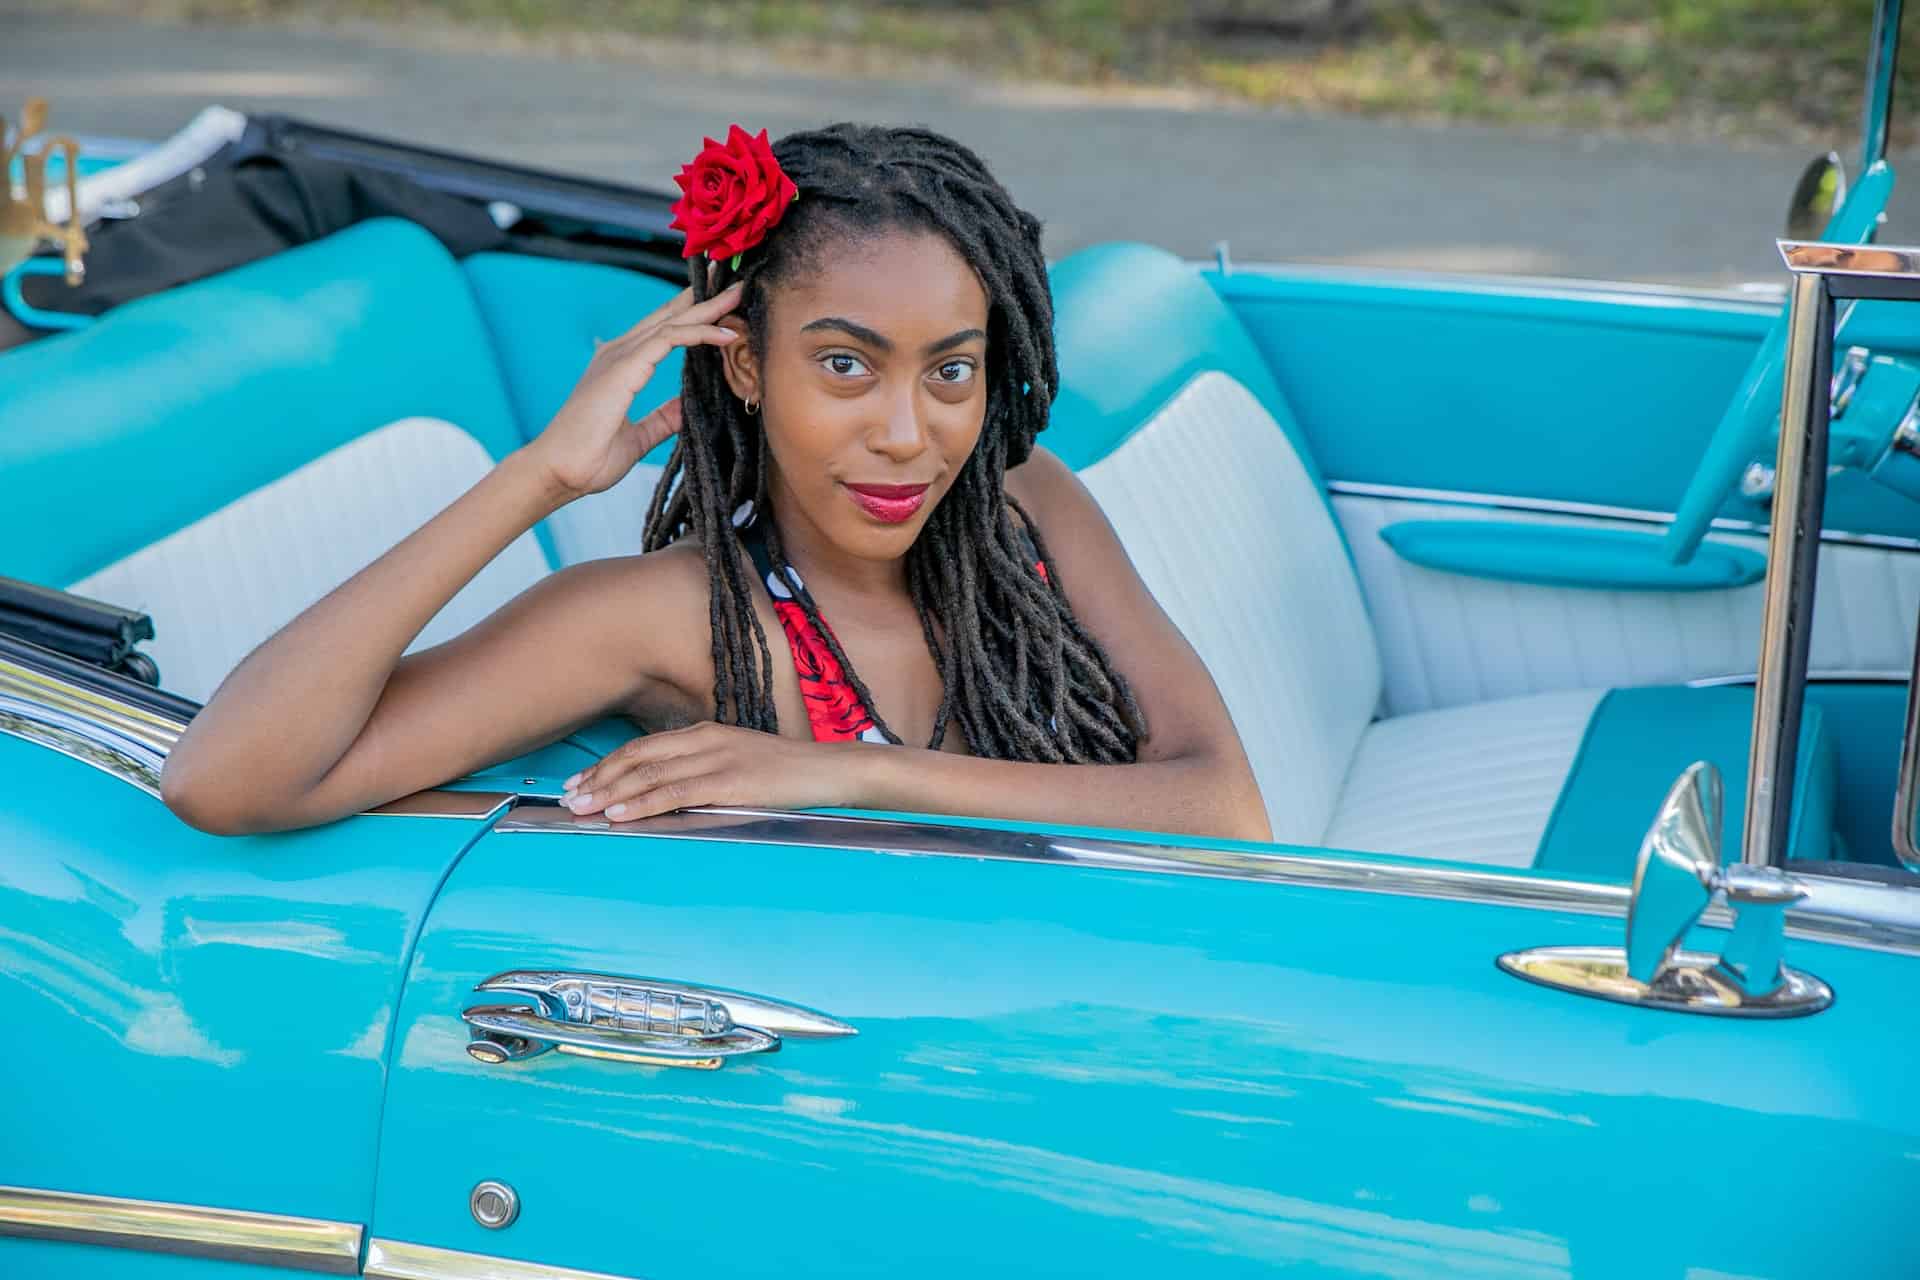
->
[744,397,760,416]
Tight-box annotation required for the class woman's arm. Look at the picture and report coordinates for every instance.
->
[160,282,744,835]
[560,447,1272,843]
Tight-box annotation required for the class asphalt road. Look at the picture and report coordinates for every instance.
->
[3,3,1913,285]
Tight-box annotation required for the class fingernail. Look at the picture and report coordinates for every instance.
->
[607,803,628,818]
[567,793,594,812]
[563,773,581,789]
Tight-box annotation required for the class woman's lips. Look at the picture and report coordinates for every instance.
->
[844,482,929,524]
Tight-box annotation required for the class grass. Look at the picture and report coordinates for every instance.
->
[89,0,1920,144]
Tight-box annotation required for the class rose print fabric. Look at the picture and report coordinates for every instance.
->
[734,502,1047,745]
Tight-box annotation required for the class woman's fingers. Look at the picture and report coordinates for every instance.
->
[628,394,683,435]
[615,397,683,461]
[608,323,739,393]
[564,727,705,803]
[564,739,717,818]
[607,280,743,349]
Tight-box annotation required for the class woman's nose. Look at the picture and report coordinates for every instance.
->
[866,385,930,462]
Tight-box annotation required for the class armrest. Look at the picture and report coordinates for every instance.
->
[1378,522,1766,591]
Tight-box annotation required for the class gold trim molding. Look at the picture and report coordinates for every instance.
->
[0,1184,362,1273]
[366,1237,641,1280]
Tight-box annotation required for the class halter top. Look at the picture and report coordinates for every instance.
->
[734,501,1048,744]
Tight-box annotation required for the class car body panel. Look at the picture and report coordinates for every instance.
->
[0,731,491,1248]
[367,815,1920,1279]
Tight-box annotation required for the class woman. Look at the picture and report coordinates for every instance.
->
[160,123,1269,841]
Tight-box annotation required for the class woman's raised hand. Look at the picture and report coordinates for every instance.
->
[520,280,744,501]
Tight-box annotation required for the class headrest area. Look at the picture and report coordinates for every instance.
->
[0,218,530,587]
[1045,241,1319,481]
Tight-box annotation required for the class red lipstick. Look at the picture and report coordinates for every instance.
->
[844,482,929,523]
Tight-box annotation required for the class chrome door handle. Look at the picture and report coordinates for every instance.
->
[461,970,856,1071]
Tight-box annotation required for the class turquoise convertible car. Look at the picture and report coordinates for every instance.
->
[6,8,1920,1278]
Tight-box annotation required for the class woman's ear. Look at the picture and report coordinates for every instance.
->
[716,315,760,406]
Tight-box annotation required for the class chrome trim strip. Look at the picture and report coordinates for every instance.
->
[1202,260,1785,310]
[1892,597,1920,870]
[1781,240,1920,283]
[1780,239,1920,302]
[0,646,515,821]
[366,1237,640,1280]
[1325,480,1920,553]
[366,789,517,820]
[0,1184,361,1274]
[0,695,167,794]
[493,803,1920,956]
[1686,670,1910,688]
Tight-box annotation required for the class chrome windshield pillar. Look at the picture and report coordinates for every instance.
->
[1778,240,1920,871]
[1744,271,1834,867]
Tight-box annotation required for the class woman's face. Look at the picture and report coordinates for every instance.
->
[722,227,991,563]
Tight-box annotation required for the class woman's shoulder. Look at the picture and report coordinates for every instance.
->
[1005,444,1107,538]
[1005,443,1077,507]
[541,537,712,618]
[542,541,713,655]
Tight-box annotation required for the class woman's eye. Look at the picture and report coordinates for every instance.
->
[933,361,976,385]
[824,353,870,377]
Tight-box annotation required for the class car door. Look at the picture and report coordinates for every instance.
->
[366,802,1920,1280]
[0,716,510,1278]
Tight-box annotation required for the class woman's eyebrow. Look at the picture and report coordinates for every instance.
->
[924,327,987,356]
[801,316,892,349]
[799,317,986,356]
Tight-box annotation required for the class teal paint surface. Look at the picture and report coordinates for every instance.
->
[1379,521,1766,590]
[0,218,537,586]
[1533,685,1836,876]
[0,730,486,1243]
[370,821,1920,1279]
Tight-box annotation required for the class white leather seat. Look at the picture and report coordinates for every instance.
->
[1064,369,1604,856]
[69,418,551,704]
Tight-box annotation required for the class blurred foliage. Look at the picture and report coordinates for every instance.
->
[156,0,1915,142]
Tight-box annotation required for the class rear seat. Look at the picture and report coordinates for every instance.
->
[0,217,1837,871]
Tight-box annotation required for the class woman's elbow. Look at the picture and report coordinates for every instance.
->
[159,754,248,835]
[158,751,302,836]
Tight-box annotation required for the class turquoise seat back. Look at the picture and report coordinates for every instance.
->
[0,218,531,585]
[1044,241,1321,486]
[460,252,684,462]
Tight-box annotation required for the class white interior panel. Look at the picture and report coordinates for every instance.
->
[1323,687,1604,867]
[543,463,667,567]
[69,419,553,704]
[1336,495,1920,716]
[1081,372,1383,844]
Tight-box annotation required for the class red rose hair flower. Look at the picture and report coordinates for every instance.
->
[668,125,800,266]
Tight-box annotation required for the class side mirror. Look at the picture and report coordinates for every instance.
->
[1498,762,1832,1017]
[1785,151,1848,241]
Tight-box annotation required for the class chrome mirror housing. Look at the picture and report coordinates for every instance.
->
[1625,761,1722,981]
[1785,152,1848,242]
[1499,763,1833,1018]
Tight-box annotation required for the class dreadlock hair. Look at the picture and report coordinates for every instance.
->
[643,122,1146,763]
